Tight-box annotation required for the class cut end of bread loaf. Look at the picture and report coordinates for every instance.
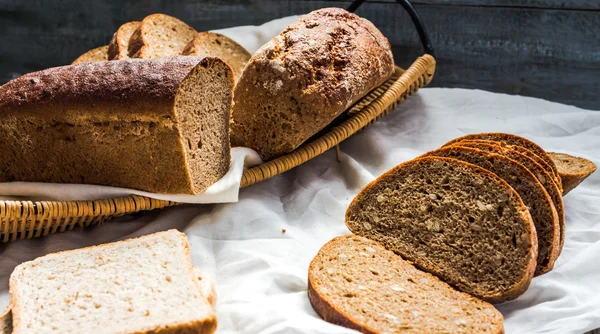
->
[9,230,217,334]
[309,235,504,334]
[549,152,597,195]
[175,57,233,194]
[71,45,108,64]
[345,157,537,303]
[108,21,141,60]
[128,14,197,59]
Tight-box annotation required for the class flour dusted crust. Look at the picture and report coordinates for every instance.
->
[231,8,395,160]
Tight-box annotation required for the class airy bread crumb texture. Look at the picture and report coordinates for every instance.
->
[9,230,216,334]
[309,235,504,334]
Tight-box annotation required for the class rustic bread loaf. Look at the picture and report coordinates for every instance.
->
[309,235,504,334]
[9,230,217,334]
[453,141,565,252]
[443,133,562,190]
[71,45,108,64]
[0,56,233,194]
[182,32,251,81]
[427,146,560,275]
[231,8,395,160]
[346,157,537,303]
[107,21,141,60]
[549,152,597,195]
[128,14,197,59]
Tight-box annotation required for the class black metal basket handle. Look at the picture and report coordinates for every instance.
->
[348,0,435,57]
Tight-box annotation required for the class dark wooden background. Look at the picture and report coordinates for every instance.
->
[0,0,598,109]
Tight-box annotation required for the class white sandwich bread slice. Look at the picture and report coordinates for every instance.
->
[8,230,217,334]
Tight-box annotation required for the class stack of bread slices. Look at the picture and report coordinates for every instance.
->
[2,230,218,334]
[309,132,596,333]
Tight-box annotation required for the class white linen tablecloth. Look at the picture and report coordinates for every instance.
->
[1,88,599,334]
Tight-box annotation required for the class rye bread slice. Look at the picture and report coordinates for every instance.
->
[427,146,560,275]
[308,235,504,334]
[443,133,562,190]
[453,141,565,253]
[182,32,251,81]
[128,14,197,59]
[107,21,141,60]
[549,152,597,196]
[345,156,537,303]
[71,45,108,64]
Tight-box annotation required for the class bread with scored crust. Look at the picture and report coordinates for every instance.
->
[549,152,597,195]
[108,21,141,60]
[71,45,108,64]
[346,156,537,303]
[309,235,504,333]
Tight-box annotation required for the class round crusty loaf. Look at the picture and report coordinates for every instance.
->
[549,152,597,196]
[128,14,197,59]
[107,21,141,60]
[427,146,560,276]
[443,133,562,191]
[453,141,565,253]
[309,235,504,334]
[231,8,395,160]
[346,156,538,303]
[71,45,108,64]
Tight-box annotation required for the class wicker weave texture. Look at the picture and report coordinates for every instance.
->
[0,55,436,242]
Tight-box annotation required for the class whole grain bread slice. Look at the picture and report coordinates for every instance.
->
[71,45,108,64]
[454,141,565,253]
[9,230,217,334]
[549,152,597,196]
[443,133,562,190]
[309,235,504,333]
[345,156,538,303]
[128,14,197,59]
[427,146,560,275]
[107,21,141,60]
[182,32,251,81]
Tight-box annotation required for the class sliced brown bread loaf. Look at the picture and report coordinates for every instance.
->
[454,141,565,252]
[107,21,141,60]
[231,8,394,160]
[427,146,560,275]
[443,133,562,189]
[549,152,597,195]
[128,14,197,59]
[0,56,233,194]
[309,235,504,334]
[346,157,538,303]
[71,45,108,64]
[0,303,11,334]
[182,32,251,81]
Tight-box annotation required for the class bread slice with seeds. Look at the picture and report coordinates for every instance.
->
[128,14,197,59]
[549,152,597,195]
[182,32,251,81]
[309,235,504,333]
[453,141,565,252]
[9,230,217,334]
[427,146,560,275]
[71,45,108,64]
[346,156,537,303]
[108,21,141,60]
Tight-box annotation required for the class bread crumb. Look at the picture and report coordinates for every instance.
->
[281,228,286,233]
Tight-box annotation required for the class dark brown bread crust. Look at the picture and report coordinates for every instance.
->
[0,57,231,194]
[549,152,597,195]
[231,8,394,160]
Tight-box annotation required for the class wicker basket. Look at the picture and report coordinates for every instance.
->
[0,55,435,242]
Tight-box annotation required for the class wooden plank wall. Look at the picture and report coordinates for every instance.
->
[0,0,598,109]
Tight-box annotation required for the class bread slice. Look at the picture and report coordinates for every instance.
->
[427,146,560,275]
[128,14,197,59]
[182,32,251,81]
[549,152,597,196]
[453,141,565,252]
[309,235,504,333]
[71,45,108,64]
[443,133,562,191]
[9,230,217,334]
[0,56,233,194]
[345,156,537,303]
[107,21,141,60]
[0,302,11,334]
